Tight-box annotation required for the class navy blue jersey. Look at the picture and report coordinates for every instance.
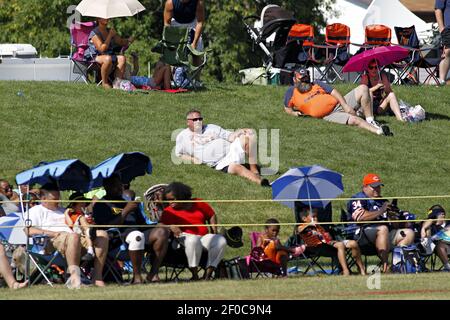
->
[347,192,386,222]
[436,0,450,28]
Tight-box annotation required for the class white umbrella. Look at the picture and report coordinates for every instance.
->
[76,0,146,19]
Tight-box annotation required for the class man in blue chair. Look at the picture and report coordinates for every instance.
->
[27,183,108,288]
[347,174,415,273]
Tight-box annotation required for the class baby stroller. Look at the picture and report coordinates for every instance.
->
[243,4,296,69]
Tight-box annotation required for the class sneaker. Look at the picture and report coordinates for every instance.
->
[367,119,381,129]
[380,124,393,136]
[260,178,271,187]
[81,252,95,262]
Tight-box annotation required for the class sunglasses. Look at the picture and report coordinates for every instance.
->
[188,117,203,122]
[368,65,377,70]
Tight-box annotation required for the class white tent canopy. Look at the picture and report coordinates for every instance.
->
[363,0,433,44]
[326,0,434,53]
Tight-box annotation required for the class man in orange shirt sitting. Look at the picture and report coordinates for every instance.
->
[283,68,393,136]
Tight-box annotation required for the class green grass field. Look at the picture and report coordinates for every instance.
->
[0,81,449,299]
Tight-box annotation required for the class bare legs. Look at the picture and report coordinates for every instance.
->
[153,65,172,89]
[146,227,169,282]
[439,48,450,84]
[96,55,113,89]
[377,92,405,122]
[92,230,108,287]
[354,84,374,119]
[0,244,27,289]
[375,226,390,273]
[347,115,380,135]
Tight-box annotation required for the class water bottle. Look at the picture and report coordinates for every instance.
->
[288,266,299,274]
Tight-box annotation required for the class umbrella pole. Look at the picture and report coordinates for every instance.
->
[305,178,314,222]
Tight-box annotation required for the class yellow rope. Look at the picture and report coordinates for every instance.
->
[1,218,449,229]
[1,194,450,204]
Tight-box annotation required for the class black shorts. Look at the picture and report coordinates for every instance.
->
[305,243,337,257]
[442,27,450,48]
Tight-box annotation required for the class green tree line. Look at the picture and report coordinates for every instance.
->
[0,0,334,82]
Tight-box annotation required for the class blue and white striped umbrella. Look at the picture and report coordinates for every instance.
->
[271,165,344,209]
[0,213,27,245]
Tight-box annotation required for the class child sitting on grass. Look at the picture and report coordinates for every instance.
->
[64,192,95,262]
[297,206,366,275]
[256,218,305,277]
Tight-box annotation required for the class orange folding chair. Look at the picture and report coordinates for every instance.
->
[319,23,352,83]
[286,23,326,80]
[364,24,392,47]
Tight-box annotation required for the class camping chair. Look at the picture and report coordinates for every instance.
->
[391,26,442,85]
[292,202,341,275]
[152,26,208,90]
[245,232,284,278]
[319,23,352,83]
[69,21,101,84]
[285,23,326,81]
[339,209,381,272]
[351,24,393,83]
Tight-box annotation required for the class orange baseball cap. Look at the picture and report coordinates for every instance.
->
[363,173,384,187]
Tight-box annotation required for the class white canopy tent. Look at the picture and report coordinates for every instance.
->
[363,0,433,44]
[326,0,434,53]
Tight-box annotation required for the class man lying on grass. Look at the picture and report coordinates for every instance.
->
[283,68,393,136]
[175,109,271,187]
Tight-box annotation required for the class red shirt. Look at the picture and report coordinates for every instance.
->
[160,199,215,236]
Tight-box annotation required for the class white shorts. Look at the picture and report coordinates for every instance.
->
[171,18,204,51]
[214,139,246,171]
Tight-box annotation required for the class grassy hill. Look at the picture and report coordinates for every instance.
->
[1,82,449,220]
[0,81,449,299]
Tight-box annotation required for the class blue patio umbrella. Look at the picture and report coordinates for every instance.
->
[15,159,92,192]
[271,165,344,210]
[90,152,152,188]
[0,213,27,245]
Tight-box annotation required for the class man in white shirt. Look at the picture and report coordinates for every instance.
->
[27,183,108,288]
[175,110,270,186]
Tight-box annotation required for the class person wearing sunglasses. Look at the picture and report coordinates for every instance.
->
[284,68,393,136]
[0,180,20,214]
[175,109,271,187]
[361,59,404,122]
[159,182,227,280]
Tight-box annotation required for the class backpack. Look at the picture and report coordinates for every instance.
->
[392,245,423,273]
[218,257,250,280]
[173,66,192,88]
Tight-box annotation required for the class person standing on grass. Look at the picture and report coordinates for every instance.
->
[435,0,450,85]
[175,109,271,187]
[164,0,205,52]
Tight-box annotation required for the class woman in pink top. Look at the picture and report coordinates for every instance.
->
[361,59,405,122]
